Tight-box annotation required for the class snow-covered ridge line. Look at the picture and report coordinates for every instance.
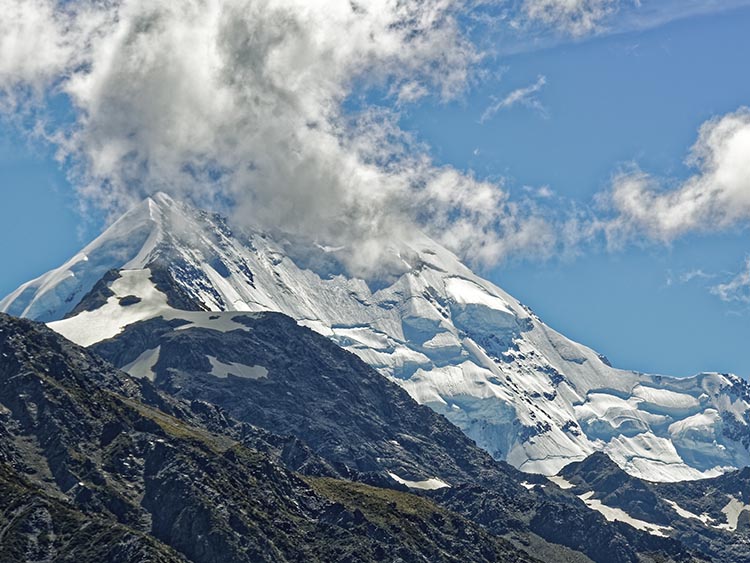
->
[3,192,749,482]
[0,195,165,322]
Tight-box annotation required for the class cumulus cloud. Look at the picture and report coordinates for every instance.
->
[480,74,547,122]
[595,107,750,311]
[520,0,619,36]
[0,0,563,277]
[0,0,73,90]
[601,108,750,245]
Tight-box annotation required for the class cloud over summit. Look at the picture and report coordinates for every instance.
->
[4,0,747,281]
[0,0,564,277]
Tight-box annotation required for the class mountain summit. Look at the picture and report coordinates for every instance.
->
[2,192,749,482]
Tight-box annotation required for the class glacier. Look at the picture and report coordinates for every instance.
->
[2,192,749,482]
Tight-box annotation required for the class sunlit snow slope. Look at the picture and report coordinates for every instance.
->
[3,192,749,481]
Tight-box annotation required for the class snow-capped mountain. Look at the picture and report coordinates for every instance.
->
[3,192,749,482]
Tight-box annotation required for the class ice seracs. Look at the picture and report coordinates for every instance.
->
[3,192,749,483]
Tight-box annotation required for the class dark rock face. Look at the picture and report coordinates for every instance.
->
[561,453,676,525]
[64,268,120,317]
[559,452,750,562]
[91,312,703,563]
[95,312,524,486]
[119,295,143,306]
[430,477,696,563]
[147,259,210,312]
[0,313,545,563]
[0,464,187,563]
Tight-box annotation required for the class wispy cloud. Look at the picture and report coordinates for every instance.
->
[480,74,547,122]
[679,269,714,284]
[614,0,750,37]
[494,0,750,55]
[520,0,619,37]
[666,268,715,287]
[711,259,750,304]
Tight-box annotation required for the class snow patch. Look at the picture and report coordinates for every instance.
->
[716,496,750,531]
[548,475,575,490]
[49,269,170,346]
[578,491,673,537]
[444,277,513,314]
[122,346,160,382]
[388,472,450,490]
[663,499,713,525]
[207,356,268,380]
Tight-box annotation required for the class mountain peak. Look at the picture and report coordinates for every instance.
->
[147,190,175,205]
[2,193,749,483]
[0,195,169,322]
[143,191,188,221]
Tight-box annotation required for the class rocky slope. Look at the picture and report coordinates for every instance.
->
[3,192,747,482]
[83,309,712,563]
[0,463,186,563]
[0,312,549,563]
[555,452,750,562]
[1,312,718,563]
[91,311,525,487]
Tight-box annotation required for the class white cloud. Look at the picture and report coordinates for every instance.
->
[495,1,750,56]
[480,74,547,122]
[711,259,750,304]
[665,268,715,288]
[602,108,750,245]
[0,0,72,90]
[679,269,713,284]
[597,107,750,311]
[522,184,554,198]
[520,0,619,36]
[0,0,562,278]
[615,0,750,37]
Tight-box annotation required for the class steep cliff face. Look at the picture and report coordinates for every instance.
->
[5,192,748,482]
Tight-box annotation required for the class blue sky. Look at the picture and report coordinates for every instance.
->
[399,4,750,377]
[0,1,749,378]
